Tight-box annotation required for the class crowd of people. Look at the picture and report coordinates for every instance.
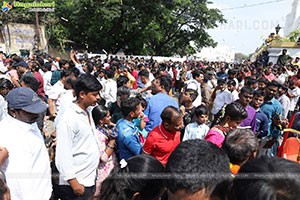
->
[0,48,299,199]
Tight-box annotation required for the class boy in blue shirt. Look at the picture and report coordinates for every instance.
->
[116,97,143,160]
[251,89,269,138]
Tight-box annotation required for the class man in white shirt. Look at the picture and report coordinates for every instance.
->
[186,70,203,107]
[48,68,77,119]
[275,66,286,85]
[278,85,290,119]
[41,62,53,97]
[100,68,117,107]
[287,79,300,117]
[211,79,232,115]
[55,74,102,199]
[0,87,52,200]
[227,79,239,102]
[136,69,152,98]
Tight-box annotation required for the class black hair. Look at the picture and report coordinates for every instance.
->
[160,106,181,124]
[120,97,140,117]
[0,78,13,90]
[21,76,39,92]
[217,78,227,85]
[281,84,288,92]
[112,61,121,70]
[288,79,295,87]
[137,64,144,70]
[192,70,202,79]
[117,76,129,88]
[58,59,68,68]
[105,69,115,79]
[98,68,105,74]
[70,67,80,78]
[117,86,131,97]
[138,69,149,78]
[253,89,265,98]
[184,89,198,102]
[74,74,102,97]
[222,129,258,165]
[100,154,165,200]
[30,61,40,71]
[136,94,148,109]
[203,74,210,83]
[60,68,79,79]
[92,105,109,126]
[267,80,281,88]
[194,105,208,117]
[36,57,44,67]
[227,79,236,87]
[246,78,258,86]
[258,77,268,84]
[65,78,76,90]
[158,75,172,92]
[240,87,254,95]
[43,62,52,71]
[211,102,248,128]
[166,140,231,197]
[229,156,300,200]
[85,62,94,74]
[228,69,236,75]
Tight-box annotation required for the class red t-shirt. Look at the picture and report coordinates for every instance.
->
[143,124,181,165]
[131,70,138,89]
[291,75,300,87]
[33,72,45,99]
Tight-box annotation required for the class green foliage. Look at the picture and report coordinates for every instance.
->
[235,53,248,62]
[2,0,225,56]
[287,28,300,42]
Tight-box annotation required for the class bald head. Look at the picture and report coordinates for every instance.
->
[161,106,181,124]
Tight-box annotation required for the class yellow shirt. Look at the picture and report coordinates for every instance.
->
[114,73,136,88]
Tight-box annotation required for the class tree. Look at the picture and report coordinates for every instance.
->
[2,0,225,56]
[235,53,248,63]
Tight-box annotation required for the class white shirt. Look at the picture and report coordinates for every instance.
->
[212,89,233,114]
[289,87,300,111]
[186,79,202,107]
[186,70,193,80]
[47,80,67,113]
[286,70,294,77]
[278,94,290,118]
[55,103,100,186]
[101,78,117,106]
[149,72,155,82]
[0,115,52,200]
[208,79,217,90]
[131,80,152,99]
[43,71,52,96]
[168,69,174,79]
[183,122,210,141]
[0,95,7,122]
[54,90,76,127]
[230,90,239,102]
[176,69,181,80]
[98,77,106,92]
[75,63,85,74]
[275,74,286,85]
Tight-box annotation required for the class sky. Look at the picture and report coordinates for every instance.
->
[208,0,295,55]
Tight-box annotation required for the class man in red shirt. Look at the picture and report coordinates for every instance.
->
[143,106,183,165]
[291,69,300,88]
